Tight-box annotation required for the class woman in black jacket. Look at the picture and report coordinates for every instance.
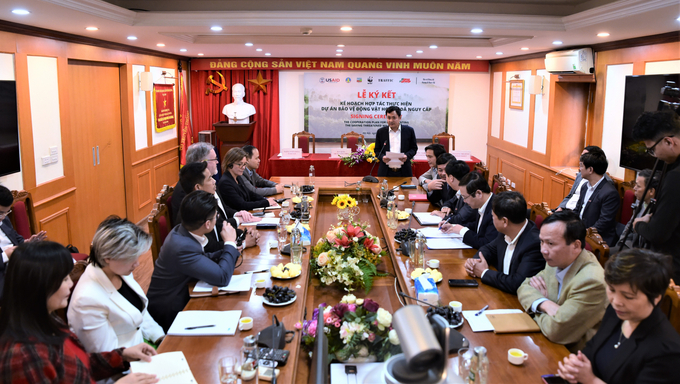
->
[217,148,276,211]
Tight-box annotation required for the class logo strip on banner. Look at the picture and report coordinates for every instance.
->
[191,58,488,72]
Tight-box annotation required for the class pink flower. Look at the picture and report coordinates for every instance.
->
[326,230,337,244]
[308,320,317,337]
[368,333,376,342]
[348,304,357,312]
[334,235,352,248]
[317,252,330,266]
[325,317,334,325]
[334,321,341,328]
[346,223,365,239]
[294,322,302,330]
[363,298,380,312]
[363,237,382,254]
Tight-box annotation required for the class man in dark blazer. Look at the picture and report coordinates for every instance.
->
[440,172,499,249]
[427,153,455,207]
[556,146,612,211]
[440,160,476,225]
[573,150,620,246]
[465,191,545,294]
[147,190,240,332]
[170,142,220,227]
[374,106,418,177]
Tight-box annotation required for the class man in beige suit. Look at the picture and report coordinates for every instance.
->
[517,210,608,352]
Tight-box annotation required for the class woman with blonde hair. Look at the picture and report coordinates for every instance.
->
[217,147,277,211]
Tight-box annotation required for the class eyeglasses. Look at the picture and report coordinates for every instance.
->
[646,135,674,156]
[204,158,219,163]
[0,208,11,218]
[235,162,248,168]
[460,193,471,201]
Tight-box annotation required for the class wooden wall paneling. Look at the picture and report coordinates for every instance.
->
[13,51,37,189]
[499,159,526,193]
[137,170,152,210]
[37,202,73,247]
[487,153,499,180]
[153,156,180,199]
[548,81,588,167]
[526,69,537,152]
[528,172,544,205]
[550,177,567,208]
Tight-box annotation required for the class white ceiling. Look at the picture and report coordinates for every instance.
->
[2,0,679,60]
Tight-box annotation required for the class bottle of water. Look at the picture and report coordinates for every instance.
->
[301,196,310,224]
[291,224,303,265]
[381,179,388,199]
[469,346,489,383]
[309,165,315,187]
[241,335,259,383]
[415,231,427,269]
[386,198,398,229]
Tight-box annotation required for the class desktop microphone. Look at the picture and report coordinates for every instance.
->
[363,141,387,183]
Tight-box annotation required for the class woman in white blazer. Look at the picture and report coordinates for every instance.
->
[68,216,165,354]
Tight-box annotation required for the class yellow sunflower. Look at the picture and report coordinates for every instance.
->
[337,199,348,209]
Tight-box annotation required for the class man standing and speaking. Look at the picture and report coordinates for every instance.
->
[374,106,418,177]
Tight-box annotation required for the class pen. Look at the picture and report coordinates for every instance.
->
[245,269,268,274]
[474,305,489,316]
[185,325,215,330]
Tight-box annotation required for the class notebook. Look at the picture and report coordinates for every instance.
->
[130,351,197,383]
[412,212,442,225]
[191,274,252,296]
[487,312,541,334]
[167,310,241,336]
[408,193,429,201]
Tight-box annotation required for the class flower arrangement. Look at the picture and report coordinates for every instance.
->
[331,194,357,210]
[341,143,378,167]
[297,294,401,362]
[311,221,386,293]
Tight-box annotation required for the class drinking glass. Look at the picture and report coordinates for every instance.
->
[277,223,288,252]
[458,348,474,383]
[290,182,299,197]
[218,356,238,384]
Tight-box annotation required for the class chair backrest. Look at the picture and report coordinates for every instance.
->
[340,131,365,151]
[619,189,636,227]
[659,286,680,334]
[530,202,552,230]
[474,162,490,184]
[432,131,455,152]
[148,203,171,264]
[156,184,174,206]
[9,190,37,239]
[492,174,510,194]
[585,227,610,267]
[292,131,316,154]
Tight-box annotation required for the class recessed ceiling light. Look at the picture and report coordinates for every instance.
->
[256,48,263,52]
[471,28,483,33]
[11,9,30,15]
[429,45,438,49]
[521,47,529,50]
[336,53,342,56]
[245,43,253,46]
[406,54,412,57]
[476,56,482,58]
[553,41,563,45]
[496,52,503,55]
[180,48,187,52]
[86,26,98,31]
[127,36,137,40]
[265,53,271,56]
[336,49,343,52]
[337,44,345,47]
[340,26,353,31]
[211,26,222,31]
[157,43,165,47]
[198,53,204,56]
[676,16,680,21]
[597,32,610,37]
[416,50,423,53]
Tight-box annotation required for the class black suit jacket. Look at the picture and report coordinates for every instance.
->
[217,173,270,211]
[375,125,418,177]
[0,217,24,299]
[461,194,499,249]
[443,193,476,225]
[147,225,240,332]
[169,181,186,228]
[582,305,680,384]
[574,178,620,246]
[477,220,545,294]
[427,182,455,208]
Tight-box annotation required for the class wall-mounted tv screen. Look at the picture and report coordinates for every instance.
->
[0,80,21,177]
[620,74,680,172]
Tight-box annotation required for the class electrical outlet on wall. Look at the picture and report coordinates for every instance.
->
[50,155,58,163]
[41,156,51,166]
[49,146,58,156]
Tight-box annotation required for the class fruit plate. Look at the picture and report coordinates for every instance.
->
[270,270,302,280]
[262,295,297,306]
[411,274,443,283]
[449,316,464,328]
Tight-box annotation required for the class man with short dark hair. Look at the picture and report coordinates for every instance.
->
[147,190,240,332]
[617,169,658,250]
[440,172,499,249]
[431,160,475,225]
[427,153,456,207]
[556,146,612,211]
[517,211,607,352]
[632,110,680,283]
[374,106,418,177]
[241,145,283,196]
[573,150,620,246]
[418,143,446,192]
[465,191,545,294]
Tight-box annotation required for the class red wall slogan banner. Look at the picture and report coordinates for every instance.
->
[153,83,176,132]
[191,58,489,72]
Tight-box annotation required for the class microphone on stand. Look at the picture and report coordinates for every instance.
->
[363,141,387,183]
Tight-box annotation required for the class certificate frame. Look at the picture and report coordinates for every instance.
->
[509,80,524,110]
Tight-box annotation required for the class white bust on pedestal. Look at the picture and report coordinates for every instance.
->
[222,83,256,124]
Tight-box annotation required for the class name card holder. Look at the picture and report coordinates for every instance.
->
[330,148,352,158]
[450,150,472,161]
[281,148,303,159]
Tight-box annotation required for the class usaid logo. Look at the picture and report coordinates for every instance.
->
[325,78,341,83]
[319,77,325,83]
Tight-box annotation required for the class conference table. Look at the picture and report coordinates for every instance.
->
[157,177,569,383]
[268,154,481,177]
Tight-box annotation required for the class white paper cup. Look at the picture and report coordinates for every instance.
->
[508,348,528,365]
[449,301,462,313]
[427,259,440,268]
[404,208,413,214]
[239,317,254,331]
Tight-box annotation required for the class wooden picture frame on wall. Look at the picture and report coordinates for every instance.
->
[509,80,524,110]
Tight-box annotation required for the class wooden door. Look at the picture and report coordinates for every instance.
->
[68,60,126,250]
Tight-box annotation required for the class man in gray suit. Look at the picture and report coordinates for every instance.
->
[240,145,283,197]
[147,190,240,332]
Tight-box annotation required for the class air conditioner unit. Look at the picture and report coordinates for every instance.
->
[545,48,594,75]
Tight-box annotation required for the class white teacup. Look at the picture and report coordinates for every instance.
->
[508,348,528,365]
[254,279,266,289]
[404,208,413,214]
[449,301,462,313]
[398,194,405,201]
[427,259,440,268]
[239,317,254,331]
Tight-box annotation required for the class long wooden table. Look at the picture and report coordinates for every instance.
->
[158,177,569,383]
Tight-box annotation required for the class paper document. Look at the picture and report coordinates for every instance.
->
[168,310,242,336]
[418,227,462,238]
[330,363,386,384]
[412,212,443,225]
[130,351,197,383]
[426,238,472,249]
[241,217,280,226]
[462,309,523,332]
[193,274,252,293]
[385,151,405,168]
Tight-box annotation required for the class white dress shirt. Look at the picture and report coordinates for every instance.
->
[480,219,528,279]
[0,227,13,263]
[459,193,493,237]
[579,175,605,218]
[565,178,588,210]
[388,125,402,154]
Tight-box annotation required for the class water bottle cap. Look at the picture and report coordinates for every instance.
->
[244,335,257,347]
